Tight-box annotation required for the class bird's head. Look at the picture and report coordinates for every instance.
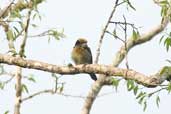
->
[75,38,88,46]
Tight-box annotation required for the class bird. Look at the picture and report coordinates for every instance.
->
[71,38,97,81]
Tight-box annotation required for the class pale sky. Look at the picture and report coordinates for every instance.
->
[0,0,171,114]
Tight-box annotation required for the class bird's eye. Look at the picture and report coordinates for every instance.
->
[75,40,81,45]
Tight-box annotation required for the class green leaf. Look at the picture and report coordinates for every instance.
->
[0,82,4,89]
[32,0,45,9]
[4,110,9,114]
[161,5,167,17]
[156,96,160,108]
[164,37,171,51]
[58,83,64,93]
[143,101,147,111]
[13,26,20,34]
[32,13,37,20]
[59,86,63,93]
[166,59,171,64]
[10,9,22,18]
[32,10,42,21]
[113,29,117,38]
[48,29,65,41]
[167,82,171,93]
[136,31,140,37]
[31,24,38,28]
[132,29,138,40]
[0,65,4,74]
[159,35,164,44]
[138,95,146,104]
[133,86,138,95]
[159,0,169,5]
[28,75,36,83]
[22,84,29,93]
[13,26,20,40]
[111,78,120,91]
[127,80,134,91]
[136,92,145,99]
[19,21,25,29]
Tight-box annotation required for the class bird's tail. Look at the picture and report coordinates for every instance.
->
[89,73,97,81]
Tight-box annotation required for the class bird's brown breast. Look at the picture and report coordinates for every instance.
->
[71,46,92,64]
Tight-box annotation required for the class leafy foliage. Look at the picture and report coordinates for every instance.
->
[51,73,65,93]
[159,0,171,52]
[167,82,171,93]
[22,84,29,93]
[27,74,36,83]
[4,110,9,114]
[160,33,171,52]
[124,79,169,111]
[47,28,66,42]
[164,37,171,51]
[0,82,5,90]
[156,96,160,108]
[111,78,120,91]
[126,80,148,111]
[132,29,140,40]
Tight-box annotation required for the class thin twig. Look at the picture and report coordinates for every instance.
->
[14,9,32,114]
[54,76,58,92]
[1,76,14,85]
[0,20,22,23]
[117,1,126,6]
[19,10,32,57]
[105,30,125,43]
[148,87,167,97]
[28,28,65,38]
[28,30,52,38]
[21,89,116,102]
[21,89,54,102]
[123,15,129,69]
[109,21,138,29]
[94,0,119,64]
[15,29,25,40]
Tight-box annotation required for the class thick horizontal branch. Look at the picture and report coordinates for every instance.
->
[0,53,166,87]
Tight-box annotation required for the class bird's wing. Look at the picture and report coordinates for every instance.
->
[83,46,93,63]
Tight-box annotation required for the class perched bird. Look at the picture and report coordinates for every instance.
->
[71,38,97,81]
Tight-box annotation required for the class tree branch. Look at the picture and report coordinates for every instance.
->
[14,9,32,114]
[81,1,170,114]
[112,10,169,67]
[0,53,169,87]
[83,1,120,113]
[0,0,44,19]
[94,0,119,64]
[21,88,115,102]
[21,89,54,102]
[19,9,31,57]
